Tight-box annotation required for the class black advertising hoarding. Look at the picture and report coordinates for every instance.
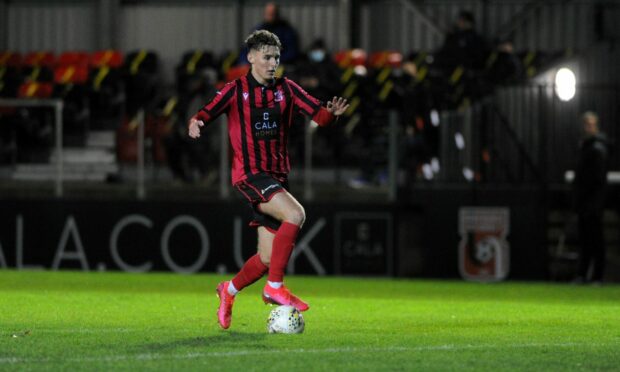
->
[0,199,395,276]
[0,187,554,280]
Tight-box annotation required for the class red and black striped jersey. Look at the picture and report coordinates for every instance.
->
[193,72,335,184]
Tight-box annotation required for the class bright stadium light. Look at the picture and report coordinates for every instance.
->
[555,67,576,101]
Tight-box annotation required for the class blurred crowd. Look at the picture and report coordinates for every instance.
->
[0,8,564,186]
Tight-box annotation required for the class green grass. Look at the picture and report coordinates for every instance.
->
[1,270,619,371]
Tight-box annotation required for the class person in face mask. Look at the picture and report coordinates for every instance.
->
[296,39,341,100]
[293,38,346,173]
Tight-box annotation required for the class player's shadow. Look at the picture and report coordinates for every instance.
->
[139,331,268,353]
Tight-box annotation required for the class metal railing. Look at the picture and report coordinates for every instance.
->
[0,98,64,197]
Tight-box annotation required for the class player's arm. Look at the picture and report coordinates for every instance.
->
[188,82,236,139]
[286,78,348,127]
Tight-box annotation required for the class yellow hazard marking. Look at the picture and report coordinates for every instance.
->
[376,67,391,84]
[26,83,39,97]
[29,67,41,81]
[186,50,203,74]
[450,66,464,84]
[61,66,75,83]
[163,97,178,117]
[379,80,394,101]
[416,66,428,82]
[345,96,360,116]
[93,66,110,91]
[344,113,361,136]
[343,81,358,98]
[485,52,498,69]
[341,67,354,83]
[130,50,147,75]
[222,51,239,73]
[524,51,535,66]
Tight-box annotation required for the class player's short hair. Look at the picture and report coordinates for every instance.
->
[245,30,282,52]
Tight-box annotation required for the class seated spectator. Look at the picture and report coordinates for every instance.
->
[293,38,345,167]
[295,39,341,100]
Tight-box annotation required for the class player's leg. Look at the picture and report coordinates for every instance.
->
[229,227,272,294]
[259,191,305,281]
[215,227,275,329]
[258,191,310,311]
[257,226,275,266]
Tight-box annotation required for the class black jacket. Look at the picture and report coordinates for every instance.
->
[574,134,608,214]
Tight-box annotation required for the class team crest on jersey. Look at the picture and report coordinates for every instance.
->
[243,92,249,100]
[274,90,284,102]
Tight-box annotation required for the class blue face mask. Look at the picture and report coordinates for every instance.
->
[309,50,325,62]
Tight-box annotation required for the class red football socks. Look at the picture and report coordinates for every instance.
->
[231,254,268,291]
[268,221,300,282]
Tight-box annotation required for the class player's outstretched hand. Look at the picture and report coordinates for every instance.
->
[188,117,204,138]
[326,96,349,116]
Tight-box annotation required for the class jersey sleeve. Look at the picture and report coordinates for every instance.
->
[286,78,320,115]
[285,78,335,127]
[191,81,236,125]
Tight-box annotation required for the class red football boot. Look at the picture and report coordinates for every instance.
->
[262,284,310,312]
[215,281,235,329]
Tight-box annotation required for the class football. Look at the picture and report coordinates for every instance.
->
[267,305,305,334]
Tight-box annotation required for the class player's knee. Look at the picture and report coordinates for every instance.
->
[286,206,305,226]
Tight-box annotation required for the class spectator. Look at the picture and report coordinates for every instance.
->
[573,111,608,284]
[295,39,341,100]
[293,39,345,167]
[239,2,300,65]
[487,37,524,85]
[436,10,489,72]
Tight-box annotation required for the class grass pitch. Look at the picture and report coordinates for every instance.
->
[1,270,619,371]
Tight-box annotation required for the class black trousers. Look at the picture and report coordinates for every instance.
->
[578,211,606,281]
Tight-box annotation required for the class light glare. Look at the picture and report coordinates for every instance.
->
[555,68,576,101]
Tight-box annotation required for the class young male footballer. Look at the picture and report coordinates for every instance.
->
[188,30,349,329]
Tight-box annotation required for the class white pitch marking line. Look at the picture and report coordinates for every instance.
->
[0,342,610,365]
[17,328,134,334]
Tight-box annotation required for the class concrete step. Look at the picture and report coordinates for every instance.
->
[49,147,116,164]
[12,163,119,182]
[86,130,116,148]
